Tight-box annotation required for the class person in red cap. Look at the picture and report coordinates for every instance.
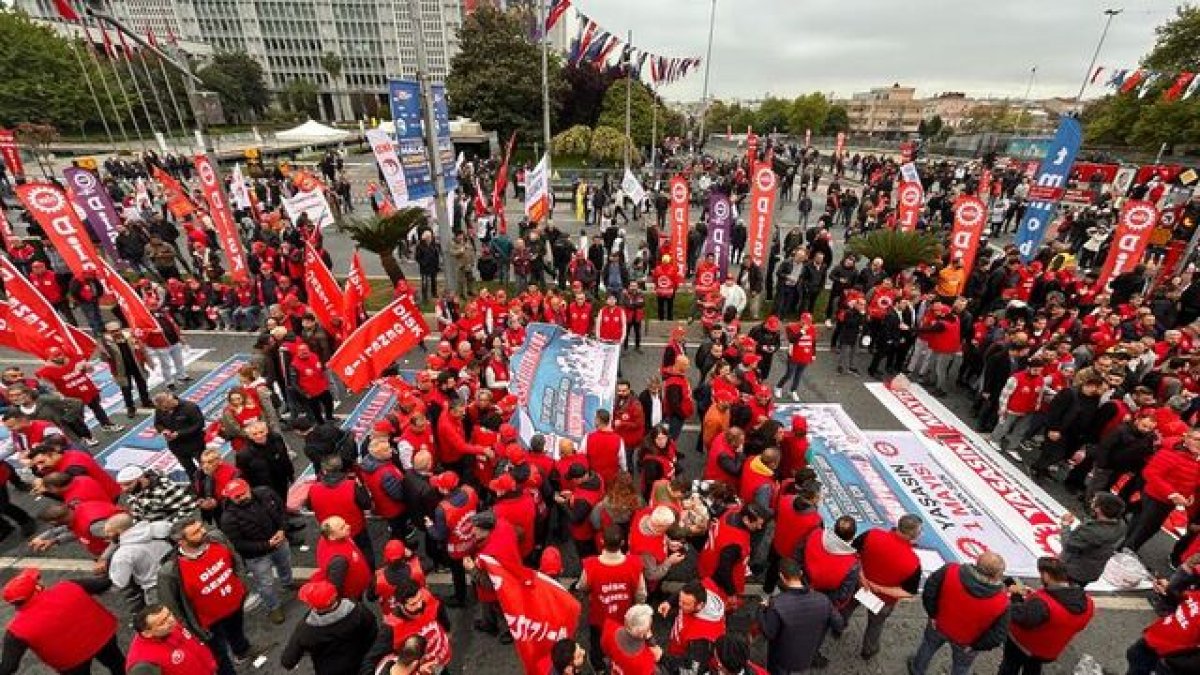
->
[578,526,647,672]
[36,347,125,439]
[435,400,491,480]
[218,478,293,625]
[0,567,124,674]
[491,472,537,561]
[126,604,218,675]
[427,470,478,607]
[662,357,694,440]
[395,411,435,470]
[780,415,811,478]
[313,516,373,602]
[363,578,453,672]
[748,315,783,382]
[778,316,816,401]
[375,539,428,616]
[281,579,379,675]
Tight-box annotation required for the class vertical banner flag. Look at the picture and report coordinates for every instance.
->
[835,132,846,159]
[896,162,923,233]
[193,155,250,283]
[0,256,93,361]
[668,176,689,277]
[366,128,410,207]
[804,128,811,148]
[746,163,778,268]
[229,164,252,211]
[304,242,346,340]
[478,554,581,675]
[1096,200,1159,290]
[431,84,457,191]
[342,251,371,329]
[1015,117,1082,263]
[746,128,758,168]
[388,79,432,201]
[949,196,986,280]
[151,166,198,220]
[329,294,429,392]
[0,129,25,180]
[704,192,733,279]
[62,167,122,260]
[621,169,646,207]
[283,189,336,231]
[524,154,550,223]
[492,133,516,234]
[978,168,993,200]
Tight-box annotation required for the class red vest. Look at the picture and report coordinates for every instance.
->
[581,555,644,626]
[316,536,372,601]
[597,306,625,342]
[309,477,367,535]
[567,483,604,543]
[627,509,667,565]
[442,487,479,559]
[36,362,99,402]
[602,622,658,675]
[802,530,858,595]
[30,270,62,302]
[702,435,740,487]
[697,511,751,598]
[695,262,719,296]
[126,625,218,675]
[493,492,537,558]
[385,589,452,667]
[291,352,328,397]
[1006,370,1043,414]
[176,542,247,628]
[359,462,406,519]
[584,429,625,486]
[375,558,428,616]
[738,462,777,508]
[71,500,125,556]
[567,302,592,335]
[7,582,118,671]
[934,564,1009,646]
[667,579,727,656]
[63,476,118,506]
[1010,589,1094,660]
[926,316,961,354]
[859,529,920,604]
[12,419,60,455]
[867,288,896,319]
[653,265,678,297]
[1145,590,1200,656]
[58,450,122,502]
[663,373,694,418]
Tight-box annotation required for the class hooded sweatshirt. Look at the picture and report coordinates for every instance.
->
[109,520,173,609]
[279,599,379,675]
[922,562,1010,651]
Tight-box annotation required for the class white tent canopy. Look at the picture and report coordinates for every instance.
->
[275,119,351,142]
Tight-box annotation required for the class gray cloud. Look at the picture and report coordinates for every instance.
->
[570,0,1174,102]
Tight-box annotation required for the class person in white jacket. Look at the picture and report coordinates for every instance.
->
[103,513,174,613]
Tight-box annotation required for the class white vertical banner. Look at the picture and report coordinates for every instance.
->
[622,168,646,205]
[230,163,252,211]
[283,189,336,230]
[366,128,410,207]
[525,153,550,222]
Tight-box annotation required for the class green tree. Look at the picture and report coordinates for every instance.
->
[589,125,638,164]
[755,97,791,134]
[822,105,850,134]
[552,124,592,157]
[961,104,1024,133]
[847,231,942,275]
[198,50,270,123]
[340,209,427,285]
[558,63,616,129]
[283,78,321,118]
[597,77,683,149]
[447,6,567,145]
[0,11,104,130]
[921,115,944,138]
[787,93,831,136]
[1144,5,1200,72]
[320,52,343,121]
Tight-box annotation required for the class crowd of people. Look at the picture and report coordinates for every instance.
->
[0,133,1197,675]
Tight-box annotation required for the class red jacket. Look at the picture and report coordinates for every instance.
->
[7,582,118,671]
[435,412,482,465]
[1142,444,1200,504]
[1144,590,1200,656]
[653,264,680,298]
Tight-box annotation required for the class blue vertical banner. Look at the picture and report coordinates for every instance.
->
[431,84,458,191]
[1014,117,1082,262]
[388,79,432,201]
[704,192,732,279]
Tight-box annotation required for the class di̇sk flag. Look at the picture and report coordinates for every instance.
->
[0,255,95,362]
[365,128,409,207]
[524,154,550,223]
[667,176,689,277]
[193,154,250,283]
[328,293,429,392]
[477,554,581,675]
[342,251,371,329]
[896,180,924,233]
[151,166,198,220]
[949,196,987,280]
[1095,200,1159,291]
[745,162,778,268]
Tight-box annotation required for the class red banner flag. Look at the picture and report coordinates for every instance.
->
[0,129,25,181]
[1096,200,1159,290]
[0,255,94,361]
[328,294,428,392]
[1164,72,1196,102]
[1120,69,1146,94]
[668,176,689,277]
[52,0,79,21]
[745,163,778,268]
[835,131,846,159]
[304,242,346,341]
[492,133,516,234]
[151,166,198,220]
[342,251,371,328]
[896,181,924,233]
[746,128,757,168]
[978,168,992,200]
[949,196,986,280]
[193,155,250,283]
[477,554,581,674]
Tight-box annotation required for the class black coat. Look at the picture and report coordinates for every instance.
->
[154,400,206,458]
[280,600,379,675]
[218,487,286,559]
[237,433,295,499]
[760,585,844,673]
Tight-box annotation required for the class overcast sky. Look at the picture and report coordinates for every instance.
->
[567,0,1176,102]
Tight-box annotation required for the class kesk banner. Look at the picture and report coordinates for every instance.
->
[151,166,198,220]
[895,181,924,233]
[0,255,92,361]
[524,154,550,223]
[304,242,346,340]
[366,128,410,207]
[668,176,689,277]
[0,129,24,179]
[283,189,336,230]
[329,294,429,392]
[1014,117,1082,262]
[342,251,371,328]
[704,192,732,279]
[478,553,580,674]
[1095,200,1159,290]
[949,196,986,279]
[62,167,121,260]
[193,155,250,283]
[745,163,778,268]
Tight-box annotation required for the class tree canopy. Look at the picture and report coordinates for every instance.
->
[703,93,839,138]
[198,50,270,123]
[597,77,685,148]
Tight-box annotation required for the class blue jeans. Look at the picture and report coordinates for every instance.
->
[777,362,807,392]
[209,608,250,675]
[244,544,293,611]
[151,343,186,386]
[910,620,977,675]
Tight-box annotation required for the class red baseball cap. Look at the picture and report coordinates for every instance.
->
[488,473,517,494]
[430,471,459,491]
[298,580,339,611]
[221,479,251,499]
[2,568,40,604]
[383,539,409,563]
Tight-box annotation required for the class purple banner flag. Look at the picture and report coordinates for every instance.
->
[704,192,733,279]
[63,167,122,261]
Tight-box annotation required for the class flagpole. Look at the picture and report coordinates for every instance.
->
[106,34,148,151]
[1013,66,1036,138]
[650,83,659,171]
[81,17,129,145]
[623,30,633,171]
[696,0,717,146]
[68,27,115,146]
[122,42,159,138]
[540,0,552,186]
[136,46,176,145]
[1075,8,1122,107]
[157,51,191,149]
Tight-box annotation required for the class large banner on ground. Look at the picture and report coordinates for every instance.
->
[865,383,1067,572]
[508,322,619,453]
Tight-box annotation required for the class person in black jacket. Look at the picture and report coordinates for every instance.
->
[219,480,293,625]
[303,421,359,473]
[910,552,1010,675]
[998,557,1094,675]
[977,339,1030,431]
[825,255,859,321]
[414,230,441,302]
[760,557,844,674]
[281,580,378,675]
[238,421,295,502]
[1085,412,1157,502]
[1030,375,1106,481]
[152,391,206,479]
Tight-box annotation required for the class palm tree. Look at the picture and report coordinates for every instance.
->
[339,208,426,285]
[320,52,344,121]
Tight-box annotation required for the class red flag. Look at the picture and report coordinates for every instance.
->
[949,196,986,280]
[99,25,116,59]
[895,181,924,233]
[477,554,581,674]
[473,178,490,217]
[116,28,135,59]
[52,0,79,21]
[1096,200,1159,290]
[147,29,158,47]
[0,256,94,361]
[978,168,992,200]
[745,163,778,268]
[1120,69,1146,94]
[101,260,161,339]
[193,155,250,283]
[0,129,25,181]
[304,242,346,340]
[328,294,428,392]
[0,205,13,249]
[152,166,198,220]
[545,0,571,32]
[493,133,517,234]
[668,176,689,278]
[166,28,179,46]
[342,251,371,328]
[1164,72,1196,102]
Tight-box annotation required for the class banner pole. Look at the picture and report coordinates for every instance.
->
[623,30,633,171]
[696,0,717,146]
[81,17,130,145]
[539,0,553,191]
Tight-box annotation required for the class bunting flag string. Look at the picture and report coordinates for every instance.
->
[568,11,701,86]
[1091,64,1200,102]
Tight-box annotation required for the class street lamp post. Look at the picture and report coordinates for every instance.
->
[695,0,717,146]
[1076,8,1123,105]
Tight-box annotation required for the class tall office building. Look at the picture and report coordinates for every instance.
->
[15,0,464,121]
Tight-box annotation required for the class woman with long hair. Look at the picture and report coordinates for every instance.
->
[637,425,677,502]
[589,472,645,546]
